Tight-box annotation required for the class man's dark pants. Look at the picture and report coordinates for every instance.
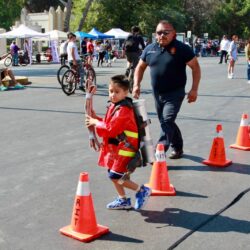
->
[219,50,228,63]
[154,88,185,152]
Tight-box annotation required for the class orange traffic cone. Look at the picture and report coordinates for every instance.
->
[145,144,176,196]
[203,124,232,167]
[60,172,109,242]
[230,113,250,150]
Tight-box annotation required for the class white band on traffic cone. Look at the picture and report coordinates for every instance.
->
[240,118,248,127]
[217,130,223,138]
[76,181,90,196]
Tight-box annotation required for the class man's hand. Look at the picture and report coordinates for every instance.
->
[187,89,198,103]
[85,114,98,127]
[132,84,140,99]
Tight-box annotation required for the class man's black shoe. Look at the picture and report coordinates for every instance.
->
[169,150,183,159]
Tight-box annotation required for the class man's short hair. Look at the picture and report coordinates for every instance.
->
[131,26,140,34]
[157,20,175,30]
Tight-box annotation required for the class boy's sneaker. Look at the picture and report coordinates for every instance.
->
[134,185,152,210]
[0,85,7,91]
[14,83,24,89]
[107,197,131,210]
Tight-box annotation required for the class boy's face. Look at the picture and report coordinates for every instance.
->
[109,82,128,104]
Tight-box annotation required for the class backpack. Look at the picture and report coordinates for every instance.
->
[124,35,138,52]
[111,98,151,171]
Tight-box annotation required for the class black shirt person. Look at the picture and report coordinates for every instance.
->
[123,26,145,74]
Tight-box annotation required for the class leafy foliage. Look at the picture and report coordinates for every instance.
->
[1,0,249,39]
[0,0,24,30]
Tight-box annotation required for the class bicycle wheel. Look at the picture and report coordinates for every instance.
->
[22,56,30,66]
[57,65,70,85]
[61,69,77,96]
[86,67,96,86]
[4,57,12,67]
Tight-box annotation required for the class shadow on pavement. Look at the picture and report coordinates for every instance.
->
[176,190,208,198]
[100,232,143,243]
[169,154,250,175]
[140,207,250,233]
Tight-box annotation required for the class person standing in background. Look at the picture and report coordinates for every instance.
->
[87,39,94,65]
[227,35,238,79]
[59,40,68,65]
[10,41,19,66]
[245,39,250,84]
[81,37,87,55]
[218,35,230,64]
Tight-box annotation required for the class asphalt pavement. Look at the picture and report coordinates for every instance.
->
[0,56,249,250]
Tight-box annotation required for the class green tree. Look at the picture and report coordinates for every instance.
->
[71,0,186,37]
[0,0,24,30]
[210,0,250,38]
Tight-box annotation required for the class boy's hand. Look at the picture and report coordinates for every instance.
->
[85,114,98,127]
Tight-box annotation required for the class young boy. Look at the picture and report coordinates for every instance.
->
[85,75,151,210]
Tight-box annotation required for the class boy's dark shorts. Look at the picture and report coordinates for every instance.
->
[108,169,124,179]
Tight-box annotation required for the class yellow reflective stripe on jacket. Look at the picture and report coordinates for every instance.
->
[118,150,136,157]
[124,130,138,139]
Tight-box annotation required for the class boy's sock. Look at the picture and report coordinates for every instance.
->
[135,186,141,193]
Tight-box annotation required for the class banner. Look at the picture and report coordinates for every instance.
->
[50,40,59,63]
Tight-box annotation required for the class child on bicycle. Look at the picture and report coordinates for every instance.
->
[85,75,151,210]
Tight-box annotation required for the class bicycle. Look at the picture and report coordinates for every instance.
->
[0,52,29,67]
[57,64,70,85]
[0,53,12,67]
[125,63,135,93]
[61,55,96,96]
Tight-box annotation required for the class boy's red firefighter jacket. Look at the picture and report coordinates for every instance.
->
[96,98,139,173]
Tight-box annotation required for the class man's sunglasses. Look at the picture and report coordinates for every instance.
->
[156,30,173,36]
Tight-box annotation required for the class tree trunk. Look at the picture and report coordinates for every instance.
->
[77,0,94,31]
[63,0,73,32]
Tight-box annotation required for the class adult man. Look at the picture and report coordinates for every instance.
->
[59,40,68,65]
[86,38,94,65]
[10,41,20,66]
[133,20,201,159]
[218,35,230,64]
[0,67,25,91]
[81,37,87,55]
[123,26,145,75]
[67,32,85,91]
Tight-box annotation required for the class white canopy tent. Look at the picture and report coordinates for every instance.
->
[44,30,68,40]
[0,24,48,64]
[0,24,47,39]
[104,28,130,39]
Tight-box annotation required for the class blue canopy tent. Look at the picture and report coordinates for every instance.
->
[75,31,96,39]
[88,28,114,39]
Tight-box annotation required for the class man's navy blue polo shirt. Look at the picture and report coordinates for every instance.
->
[140,39,195,94]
